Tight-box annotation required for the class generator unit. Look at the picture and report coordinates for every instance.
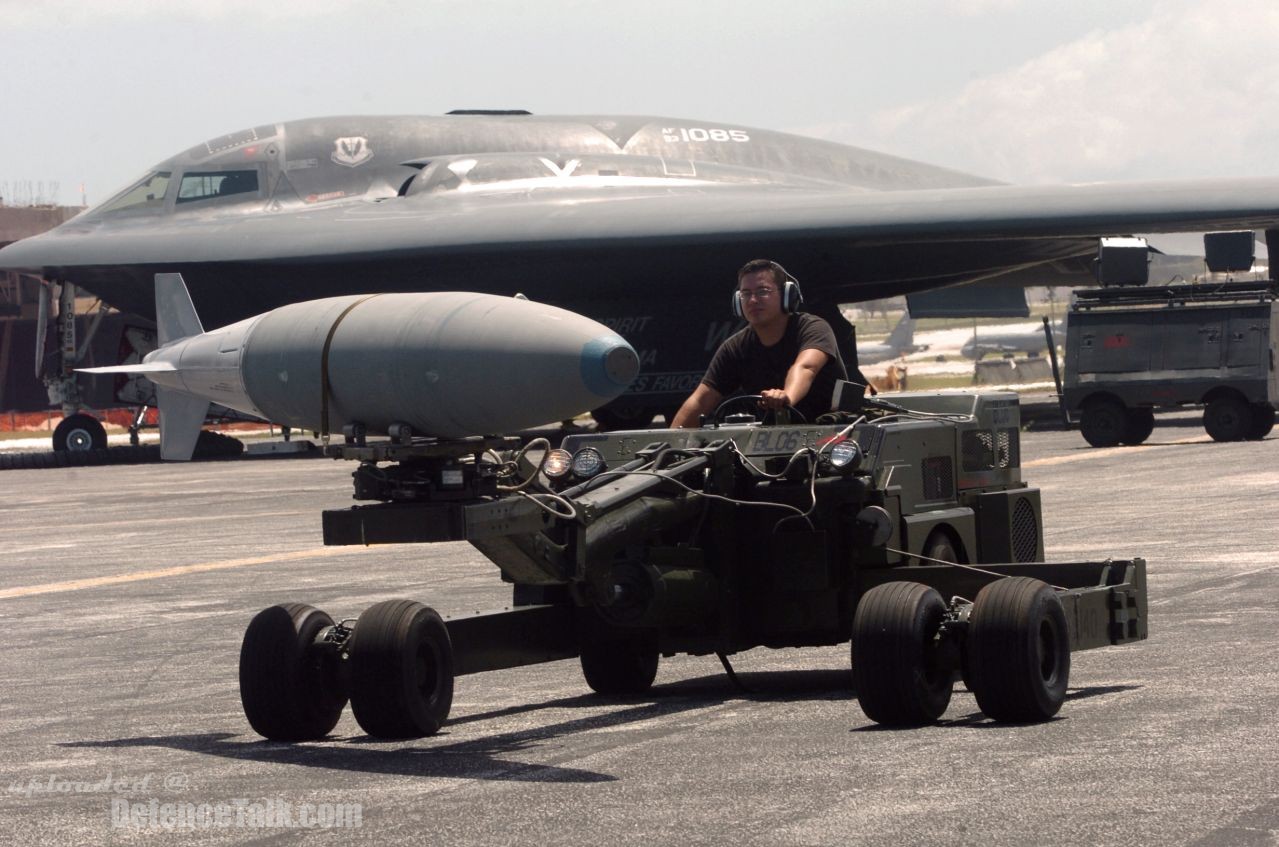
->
[1063,281,1279,446]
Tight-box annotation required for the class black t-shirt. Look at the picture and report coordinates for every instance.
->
[702,312,847,422]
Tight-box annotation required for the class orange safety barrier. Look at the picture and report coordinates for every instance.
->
[0,408,160,433]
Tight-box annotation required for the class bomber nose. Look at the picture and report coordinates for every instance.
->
[581,335,640,396]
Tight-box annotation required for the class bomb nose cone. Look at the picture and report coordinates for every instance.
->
[581,334,640,396]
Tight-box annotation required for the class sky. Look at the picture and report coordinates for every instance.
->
[2,0,1278,213]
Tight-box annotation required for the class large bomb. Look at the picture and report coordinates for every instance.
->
[85,274,639,459]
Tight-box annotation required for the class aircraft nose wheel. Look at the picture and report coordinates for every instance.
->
[965,577,1070,722]
[348,599,455,739]
[239,603,348,741]
[53,413,107,452]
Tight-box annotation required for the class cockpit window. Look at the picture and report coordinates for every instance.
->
[98,172,172,213]
[176,170,260,204]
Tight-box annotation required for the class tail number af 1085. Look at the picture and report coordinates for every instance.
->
[662,127,751,143]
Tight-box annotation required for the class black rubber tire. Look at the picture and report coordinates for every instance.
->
[192,430,245,459]
[113,445,148,464]
[52,414,107,453]
[1120,408,1155,445]
[1246,404,1275,440]
[579,621,660,695]
[348,599,454,738]
[966,577,1070,722]
[852,582,953,726]
[0,443,169,471]
[1,452,46,471]
[921,529,960,564]
[1204,394,1251,442]
[239,603,347,741]
[1079,398,1125,448]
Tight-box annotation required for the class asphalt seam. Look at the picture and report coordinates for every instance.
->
[0,546,369,600]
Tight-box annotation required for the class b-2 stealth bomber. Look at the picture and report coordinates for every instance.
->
[4,111,1279,428]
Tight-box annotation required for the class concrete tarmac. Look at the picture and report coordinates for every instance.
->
[1,419,1276,845]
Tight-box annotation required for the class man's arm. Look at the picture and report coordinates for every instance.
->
[759,348,829,410]
[669,382,723,428]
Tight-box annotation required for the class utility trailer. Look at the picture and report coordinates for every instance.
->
[1063,281,1279,446]
[237,390,1147,739]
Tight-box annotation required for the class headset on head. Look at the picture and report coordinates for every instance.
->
[732,260,804,318]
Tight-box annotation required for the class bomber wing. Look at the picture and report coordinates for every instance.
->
[8,176,1279,261]
[3,174,1279,323]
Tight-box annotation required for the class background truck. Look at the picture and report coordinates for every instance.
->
[1063,281,1279,446]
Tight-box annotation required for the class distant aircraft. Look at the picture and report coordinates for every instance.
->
[961,320,1064,360]
[3,112,1279,436]
[856,314,927,364]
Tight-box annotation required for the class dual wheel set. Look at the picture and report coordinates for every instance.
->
[852,577,1070,725]
[239,599,662,741]
[1080,393,1274,447]
[240,600,455,741]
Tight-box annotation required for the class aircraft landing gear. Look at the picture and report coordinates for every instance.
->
[127,405,151,447]
[41,279,114,453]
[52,413,107,453]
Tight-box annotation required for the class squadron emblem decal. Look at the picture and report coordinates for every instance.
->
[331,136,373,167]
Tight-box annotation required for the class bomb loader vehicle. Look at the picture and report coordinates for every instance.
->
[238,389,1147,739]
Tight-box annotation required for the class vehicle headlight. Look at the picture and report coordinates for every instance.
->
[542,448,573,480]
[828,440,863,472]
[570,447,606,479]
